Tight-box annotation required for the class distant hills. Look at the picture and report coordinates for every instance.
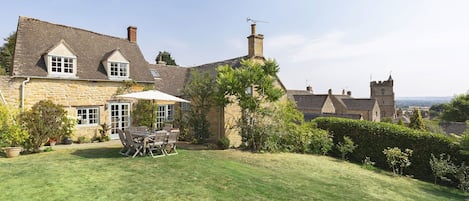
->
[396,97,452,108]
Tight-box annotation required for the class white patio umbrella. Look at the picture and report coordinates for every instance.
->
[116,90,190,129]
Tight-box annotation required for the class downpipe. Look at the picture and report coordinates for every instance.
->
[21,77,30,112]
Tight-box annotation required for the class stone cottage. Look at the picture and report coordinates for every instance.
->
[0,17,287,146]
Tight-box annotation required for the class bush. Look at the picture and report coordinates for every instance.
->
[337,136,357,160]
[314,117,464,182]
[0,105,29,147]
[429,153,457,184]
[217,137,230,150]
[22,100,68,152]
[308,128,333,155]
[383,147,413,175]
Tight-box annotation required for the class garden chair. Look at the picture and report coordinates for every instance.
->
[147,131,168,158]
[117,129,129,156]
[165,130,179,156]
[124,130,144,158]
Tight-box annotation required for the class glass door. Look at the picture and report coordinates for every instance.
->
[109,103,130,140]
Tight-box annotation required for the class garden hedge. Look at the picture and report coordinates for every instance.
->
[313,117,468,182]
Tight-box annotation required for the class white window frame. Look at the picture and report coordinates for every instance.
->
[76,107,99,126]
[156,104,175,129]
[48,55,77,77]
[108,62,129,79]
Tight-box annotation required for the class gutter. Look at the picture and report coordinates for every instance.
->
[21,77,30,112]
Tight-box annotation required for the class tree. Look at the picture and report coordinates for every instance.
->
[429,153,456,184]
[215,59,284,152]
[429,103,446,119]
[182,70,216,144]
[0,32,16,75]
[155,51,177,66]
[441,93,469,122]
[409,109,425,131]
[337,136,357,160]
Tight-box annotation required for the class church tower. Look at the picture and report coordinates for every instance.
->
[370,75,396,119]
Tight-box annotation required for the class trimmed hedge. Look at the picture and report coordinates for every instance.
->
[313,117,467,182]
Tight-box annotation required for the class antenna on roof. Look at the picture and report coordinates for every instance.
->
[246,17,269,24]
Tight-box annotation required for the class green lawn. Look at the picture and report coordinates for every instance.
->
[0,143,467,201]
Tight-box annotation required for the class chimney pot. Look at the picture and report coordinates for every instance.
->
[127,26,137,43]
[251,24,256,35]
[347,91,352,96]
[306,85,313,94]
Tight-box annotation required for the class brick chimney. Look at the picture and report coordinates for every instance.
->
[127,26,137,43]
[247,24,264,58]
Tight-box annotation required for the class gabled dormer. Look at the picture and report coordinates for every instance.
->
[44,39,77,78]
[102,49,130,80]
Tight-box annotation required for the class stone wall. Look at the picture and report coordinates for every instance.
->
[0,76,152,139]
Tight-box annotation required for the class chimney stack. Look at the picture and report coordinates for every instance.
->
[127,26,137,43]
[247,24,264,58]
[347,91,352,96]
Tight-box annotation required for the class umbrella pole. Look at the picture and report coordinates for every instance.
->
[151,100,155,130]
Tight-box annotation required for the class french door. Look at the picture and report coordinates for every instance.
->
[109,103,130,140]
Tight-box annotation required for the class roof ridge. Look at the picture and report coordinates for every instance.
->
[194,56,247,67]
[19,16,133,44]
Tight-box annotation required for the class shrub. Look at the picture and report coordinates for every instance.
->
[337,136,357,160]
[77,136,90,144]
[308,128,333,155]
[217,137,230,150]
[313,117,463,181]
[22,100,68,152]
[0,105,29,147]
[383,147,413,176]
[455,163,469,192]
[362,156,376,170]
[429,153,457,184]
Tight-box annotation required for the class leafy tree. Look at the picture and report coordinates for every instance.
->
[429,153,456,184]
[337,136,357,160]
[383,147,413,175]
[429,103,446,119]
[397,118,404,126]
[0,32,16,75]
[21,100,68,152]
[215,59,284,152]
[441,93,469,122]
[182,71,216,144]
[409,109,425,131]
[132,100,156,128]
[155,51,177,66]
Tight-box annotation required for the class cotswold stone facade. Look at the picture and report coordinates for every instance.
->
[2,17,287,146]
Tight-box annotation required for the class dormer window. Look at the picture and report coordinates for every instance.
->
[51,56,74,73]
[103,49,130,80]
[45,40,77,78]
[109,62,129,77]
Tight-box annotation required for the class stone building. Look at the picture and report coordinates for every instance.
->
[0,17,286,146]
[370,75,396,119]
[288,88,380,122]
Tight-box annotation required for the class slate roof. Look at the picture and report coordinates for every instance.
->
[341,99,377,111]
[150,64,189,96]
[12,16,154,82]
[292,95,329,110]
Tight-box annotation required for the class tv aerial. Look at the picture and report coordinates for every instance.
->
[246,17,269,24]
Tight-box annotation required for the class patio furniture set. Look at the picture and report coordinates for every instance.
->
[117,126,179,158]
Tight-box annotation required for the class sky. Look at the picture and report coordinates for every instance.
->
[1,0,468,98]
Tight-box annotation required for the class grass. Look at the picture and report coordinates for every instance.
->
[0,143,468,201]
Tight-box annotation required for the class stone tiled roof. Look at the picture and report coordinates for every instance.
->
[150,64,189,96]
[12,16,154,82]
[342,99,377,111]
[286,90,313,101]
[292,95,329,110]
[191,56,247,78]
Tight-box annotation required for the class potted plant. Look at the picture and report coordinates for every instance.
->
[1,123,29,158]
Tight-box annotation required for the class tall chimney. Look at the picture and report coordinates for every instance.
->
[247,24,264,58]
[127,26,137,43]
